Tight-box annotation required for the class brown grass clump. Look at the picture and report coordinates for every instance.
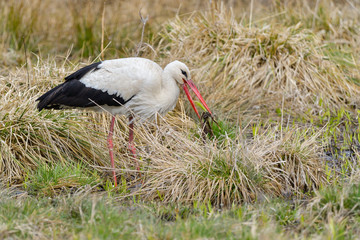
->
[131,120,326,205]
[0,60,111,183]
[153,3,360,121]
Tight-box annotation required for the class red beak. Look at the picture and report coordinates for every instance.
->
[182,79,212,119]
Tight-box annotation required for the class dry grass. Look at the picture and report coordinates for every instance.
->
[1,0,360,207]
[151,2,360,121]
[0,60,108,182]
[0,0,215,65]
[134,121,326,205]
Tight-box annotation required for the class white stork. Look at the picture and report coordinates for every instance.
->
[36,57,213,186]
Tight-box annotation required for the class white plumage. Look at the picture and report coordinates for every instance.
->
[82,58,184,119]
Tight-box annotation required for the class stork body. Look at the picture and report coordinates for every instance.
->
[37,58,182,119]
[37,57,212,186]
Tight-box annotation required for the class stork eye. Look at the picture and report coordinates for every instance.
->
[181,69,187,78]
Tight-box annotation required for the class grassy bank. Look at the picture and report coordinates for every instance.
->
[2,179,360,239]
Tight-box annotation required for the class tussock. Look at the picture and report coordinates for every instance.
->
[0,60,109,182]
[133,120,326,205]
[154,3,360,120]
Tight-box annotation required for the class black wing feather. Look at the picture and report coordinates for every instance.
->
[36,61,133,111]
[64,61,102,82]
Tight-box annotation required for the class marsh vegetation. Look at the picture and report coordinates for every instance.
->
[1,0,360,239]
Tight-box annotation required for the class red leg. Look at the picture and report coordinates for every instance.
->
[128,116,139,171]
[107,115,117,187]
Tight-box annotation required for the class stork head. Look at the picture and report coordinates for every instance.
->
[165,60,213,120]
[165,60,191,84]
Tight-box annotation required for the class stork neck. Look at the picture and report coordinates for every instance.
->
[156,71,180,113]
[161,71,179,94]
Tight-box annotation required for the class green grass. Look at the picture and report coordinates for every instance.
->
[1,181,360,239]
[24,162,100,196]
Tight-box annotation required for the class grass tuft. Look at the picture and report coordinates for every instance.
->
[25,162,100,197]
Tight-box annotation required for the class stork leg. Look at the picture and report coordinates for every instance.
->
[107,115,117,187]
[128,116,140,171]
